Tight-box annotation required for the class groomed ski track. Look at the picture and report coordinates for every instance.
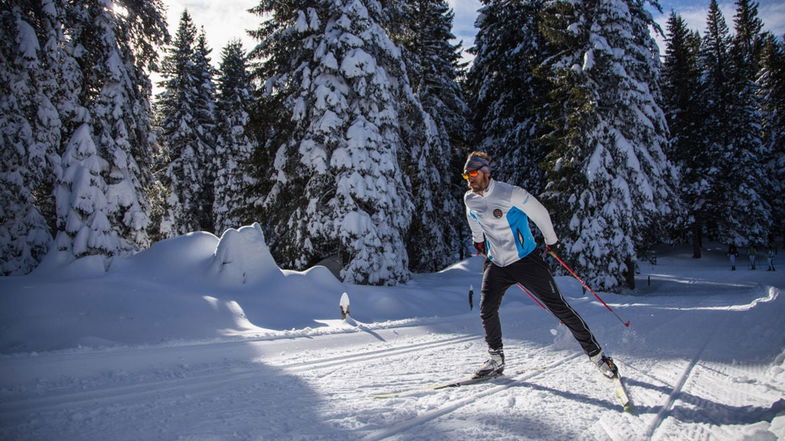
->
[2,283,784,440]
[360,352,584,441]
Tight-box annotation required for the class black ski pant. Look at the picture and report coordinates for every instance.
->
[480,252,602,357]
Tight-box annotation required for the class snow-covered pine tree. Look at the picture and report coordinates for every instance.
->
[191,29,218,233]
[713,0,771,247]
[538,0,680,291]
[465,0,551,194]
[698,0,770,248]
[248,0,414,285]
[53,124,117,259]
[758,34,785,246]
[213,40,255,236]
[390,0,470,151]
[662,12,706,257]
[689,0,733,245]
[2,0,167,270]
[60,0,167,259]
[0,3,63,274]
[154,11,213,237]
[392,0,469,272]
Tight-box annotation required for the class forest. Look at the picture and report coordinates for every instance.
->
[1,0,783,291]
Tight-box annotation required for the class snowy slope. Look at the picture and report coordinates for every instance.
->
[1,228,784,440]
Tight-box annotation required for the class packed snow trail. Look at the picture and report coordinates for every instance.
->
[361,353,584,441]
[2,289,783,441]
[1,246,784,440]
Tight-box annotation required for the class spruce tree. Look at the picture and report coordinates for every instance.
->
[717,0,771,248]
[538,0,680,291]
[698,0,771,248]
[249,0,416,285]
[0,3,62,274]
[694,0,733,245]
[213,40,255,235]
[2,0,166,269]
[54,124,116,258]
[191,30,217,233]
[393,0,469,272]
[662,12,705,257]
[465,0,551,194]
[758,34,785,246]
[59,0,167,258]
[154,11,213,237]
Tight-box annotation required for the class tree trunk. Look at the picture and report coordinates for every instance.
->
[692,221,702,258]
[625,256,635,290]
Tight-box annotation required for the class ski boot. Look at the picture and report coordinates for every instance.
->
[474,348,505,378]
[590,351,619,379]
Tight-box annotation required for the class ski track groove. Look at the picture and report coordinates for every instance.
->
[353,292,695,441]
[642,308,730,440]
[0,333,482,422]
[693,361,781,403]
[586,296,733,441]
[280,334,481,373]
[358,352,584,441]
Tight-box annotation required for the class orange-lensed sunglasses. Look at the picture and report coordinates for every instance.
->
[462,170,480,180]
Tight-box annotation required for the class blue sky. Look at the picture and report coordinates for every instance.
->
[159,0,785,70]
[447,0,785,61]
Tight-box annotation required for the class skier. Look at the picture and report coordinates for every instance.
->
[748,245,757,270]
[767,247,776,271]
[462,151,618,379]
[728,244,738,271]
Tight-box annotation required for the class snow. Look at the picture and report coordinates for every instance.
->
[1,234,784,441]
[340,48,377,78]
[209,223,282,287]
[295,10,309,33]
[583,49,595,71]
[15,17,39,60]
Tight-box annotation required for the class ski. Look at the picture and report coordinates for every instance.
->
[372,366,550,399]
[372,372,507,399]
[612,375,634,413]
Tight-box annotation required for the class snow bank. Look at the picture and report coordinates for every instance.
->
[110,231,218,281]
[3,242,783,360]
[2,224,469,353]
[208,223,283,287]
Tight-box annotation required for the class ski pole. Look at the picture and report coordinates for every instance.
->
[515,282,548,310]
[516,282,565,325]
[545,251,631,328]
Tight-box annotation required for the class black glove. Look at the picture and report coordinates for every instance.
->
[474,241,486,256]
[544,241,563,257]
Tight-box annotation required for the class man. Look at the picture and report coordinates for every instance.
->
[728,244,738,271]
[462,151,618,379]
[767,246,776,271]
[748,245,757,270]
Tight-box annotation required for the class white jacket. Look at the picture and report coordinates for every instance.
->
[464,179,558,267]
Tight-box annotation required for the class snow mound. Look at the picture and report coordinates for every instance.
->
[32,251,108,279]
[209,223,283,287]
[110,231,218,281]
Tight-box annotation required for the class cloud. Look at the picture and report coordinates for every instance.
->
[447,0,481,61]
[152,0,258,94]
[162,0,259,55]
[759,2,785,36]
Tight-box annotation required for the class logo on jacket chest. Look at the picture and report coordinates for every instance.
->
[493,209,503,219]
